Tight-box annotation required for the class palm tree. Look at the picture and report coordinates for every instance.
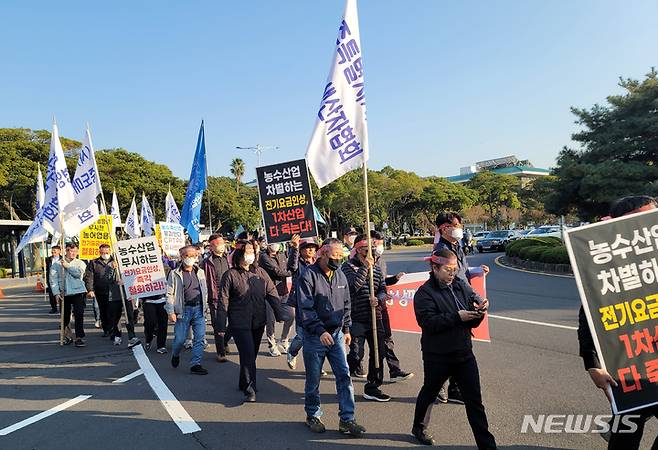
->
[230,158,245,193]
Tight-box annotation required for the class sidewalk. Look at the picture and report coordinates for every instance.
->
[0,275,40,289]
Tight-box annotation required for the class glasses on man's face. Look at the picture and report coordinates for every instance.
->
[441,266,458,275]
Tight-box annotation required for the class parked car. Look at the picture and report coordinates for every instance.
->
[526,226,563,239]
[471,231,490,246]
[477,230,520,252]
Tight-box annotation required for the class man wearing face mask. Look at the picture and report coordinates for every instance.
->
[299,238,365,436]
[411,248,495,448]
[201,234,231,362]
[433,211,489,404]
[342,226,358,260]
[50,243,88,347]
[45,245,61,314]
[166,245,209,375]
[84,244,115,337]
[259,240,294,356]
[342,234,390,402]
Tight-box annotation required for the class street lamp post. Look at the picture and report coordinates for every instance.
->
[235,144,279,168]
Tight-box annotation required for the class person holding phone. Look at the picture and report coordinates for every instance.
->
[411,248,496,449]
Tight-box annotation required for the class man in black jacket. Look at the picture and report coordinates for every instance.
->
[259,241,294,356]
[342,234,390,402]
[299,238,365,436]
[578,195,658,449]
[45,245,61,314]
[201,234,231,362]
[84,244,114,336]
[411,248,495,448]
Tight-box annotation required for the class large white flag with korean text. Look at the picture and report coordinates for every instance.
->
[305,0,368,188]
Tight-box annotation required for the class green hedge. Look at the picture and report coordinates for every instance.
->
[406,239,425,246]
[506,237,570,265]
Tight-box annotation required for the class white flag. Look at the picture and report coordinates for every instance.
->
[124,197,141,239]
[305,0,369,188]
[36,164,45,212]
[141,193,155,237]
[17,122,76,252]
[63,125,102,235]
[110,189,122,228]
[165,190,181,224]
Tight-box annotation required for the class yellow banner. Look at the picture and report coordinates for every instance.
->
[79,215,113,260]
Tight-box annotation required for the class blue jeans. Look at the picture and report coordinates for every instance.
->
[288,325,304,357]
[303,329,355,421]
[172,305,206,367]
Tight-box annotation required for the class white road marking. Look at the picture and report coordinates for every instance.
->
[112,369,144,384]
[132,345,201,434]
[0,395,91,436]
[488,314,578,330]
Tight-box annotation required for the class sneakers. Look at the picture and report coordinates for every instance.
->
[339,419,366,436]
[351,369,367,378]
[268,345,282,357]
[321,369,329,377]
[171,355,180,368]
[74,338,86,348]
[287,353,297,370]
[278,339,289,354]
[216,355,228,363]
[363,390,391,402]
[243,392,256,403]
[156,347,167,354]
[447,385,464,405]
[113,336,122,346]
[412,426,435,445]
[305,416,326,433]
[184,339,193,349]
[128,337,141,348]
[436,386,448,403]
[190,365,208,375]
[94,320,101,329]
[63,337,73,345]
[390,371,415,383]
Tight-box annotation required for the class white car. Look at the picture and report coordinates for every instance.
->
[526,226,563,239]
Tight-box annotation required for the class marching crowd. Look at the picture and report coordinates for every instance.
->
[45,212,497,448]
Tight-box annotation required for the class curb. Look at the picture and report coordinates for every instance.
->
[494,255,574,279]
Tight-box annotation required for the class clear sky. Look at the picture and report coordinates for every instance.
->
[3,0,657,181]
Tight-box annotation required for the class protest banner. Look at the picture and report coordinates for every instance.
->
[158,222,186,258]
[385,270,491,342]
[256,159,318,244]
[79,215,113,260]
[114,236,167,299]
[565,208,658,414]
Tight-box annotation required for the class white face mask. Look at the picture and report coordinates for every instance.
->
[244,254,256,265]
[100,253,111,260]
[451,228,464,241]
[183,257,197,267]
[374,245,385,257]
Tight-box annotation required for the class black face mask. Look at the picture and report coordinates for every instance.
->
[327,258,341,271]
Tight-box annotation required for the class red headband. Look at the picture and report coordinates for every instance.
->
[430,254,457,265]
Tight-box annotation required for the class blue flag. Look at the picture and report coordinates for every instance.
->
[180,121,207,243]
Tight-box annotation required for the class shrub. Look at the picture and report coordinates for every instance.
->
[506,237,562,257]
[538,246,570,264]
[406,239,425,246]
[518,245,550,261]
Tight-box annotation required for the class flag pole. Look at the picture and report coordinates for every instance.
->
[59,222,66,346]
[361,162,379,368]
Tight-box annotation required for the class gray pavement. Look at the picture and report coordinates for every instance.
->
[1,249,657,449]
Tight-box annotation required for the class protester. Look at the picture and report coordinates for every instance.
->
[106,260,141,349]
[259,240,294,356]
[342,233,390,402]
[298,238,365,435]
[83,244,114,337]
[578,195,658,449]
[166,245,209,375]
[143,255,172,353]
[411,248,496,448]
[200,234,231,362]
[342,226,358,260]
[217,240,282,403]
[285,234,319,370]
[433,211,489,404]
[45,245,61,314]
[50,243,88,347]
